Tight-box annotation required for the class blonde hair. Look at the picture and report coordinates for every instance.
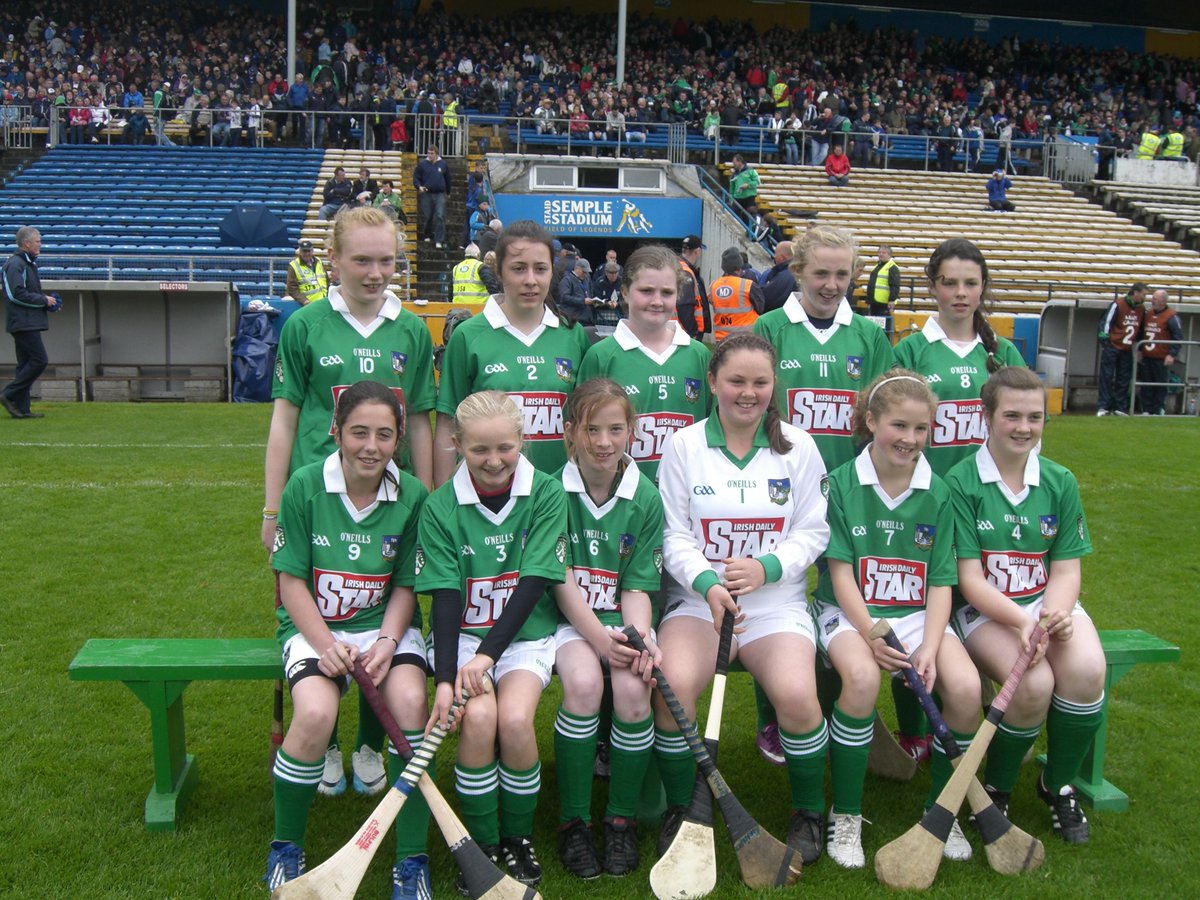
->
[452,390,523,443]
[789,223,859,276]
[327,205,398,258]
[853,369,936,441]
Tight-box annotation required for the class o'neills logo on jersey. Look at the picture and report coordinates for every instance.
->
[860,557,926,606]
[313,569,390,620]
[933,399,987,448]
[329,384,406,435]
[701,517,784,560]
[631,412,693,461]
[508,391,566,440]
[574,566,620,612]
[463,570,519,628]
[982,550,1047,599]
[786,388,855,436]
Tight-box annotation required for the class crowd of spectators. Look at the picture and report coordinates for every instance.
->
[3,3,1200,161]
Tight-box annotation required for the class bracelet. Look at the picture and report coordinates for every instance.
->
[262,513,278,521]
[262,507,278,516]
[378,635,399,647]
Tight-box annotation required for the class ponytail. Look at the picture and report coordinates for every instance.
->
[764,404,793,456]
[974,308,1001,372]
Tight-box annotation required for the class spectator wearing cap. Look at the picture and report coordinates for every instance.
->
[709,246,765,341]
[469,198,490,244]
[285,240,328,305]
[987,169,1015,211]
[678,234,711,339]
[589,260,623,327]
[558,255,593,324]
[151,79,175,146]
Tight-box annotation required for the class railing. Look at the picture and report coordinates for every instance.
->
[695,166,775,253]
[1128,339,1200,416]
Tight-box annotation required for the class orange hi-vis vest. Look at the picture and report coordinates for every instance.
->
[709,274,758,341]
[678,257,706,334]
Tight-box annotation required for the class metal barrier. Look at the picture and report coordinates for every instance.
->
[1128,339,1200,416]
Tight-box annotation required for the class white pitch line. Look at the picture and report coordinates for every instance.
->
[0,441,262,449]
[0,480,256,490]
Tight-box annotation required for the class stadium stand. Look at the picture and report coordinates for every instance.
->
[1095,183,1200,247]
[742,164,1200,310]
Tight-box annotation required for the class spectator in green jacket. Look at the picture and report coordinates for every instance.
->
[730,153,760,212]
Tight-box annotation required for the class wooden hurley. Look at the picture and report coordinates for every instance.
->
[623,624,802,890]
[874,618,1047,890]
[649,613,734,900]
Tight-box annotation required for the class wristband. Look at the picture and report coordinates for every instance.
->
[378,635,399,647]
[262,513,278,520]
[262,507,279,520]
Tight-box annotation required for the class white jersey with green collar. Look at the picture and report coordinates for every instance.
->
[416,455,568,641]
[559,455,665,627]
[658,414,829,609]
[893,315,1027,476]
[272,453,427,644]
[272,286,435,474]
[578,320,711,482]
[946,444,1091,608]
[752,295,893,472]
[813,448,956,618]
[436,296,591,473]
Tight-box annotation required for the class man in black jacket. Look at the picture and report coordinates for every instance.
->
[3,227,59,418]
[412,145,451,248]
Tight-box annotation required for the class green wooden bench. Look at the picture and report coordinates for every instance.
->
[69,638,281,832]
[1033,629,1179,811]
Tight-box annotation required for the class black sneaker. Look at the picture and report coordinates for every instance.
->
[501,836,543,887]
[985,784,1011,819]
[558,818,601,880]
[456,843,501,897]
[594,739,612,778]
[656,805,687,856]
[603,816,639,876]
[1037,776,1089,844]
[787,809,825,865]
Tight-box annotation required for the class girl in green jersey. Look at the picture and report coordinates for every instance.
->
[949,367,1104,845]
[814,371,979,867]
[266,382,432,897]
[552,378,664,879]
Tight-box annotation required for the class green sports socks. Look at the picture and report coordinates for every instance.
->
[389,731,433,861]
[456,761,500,846]
[272,749,323,846]
[892,675,929,737]
[605,714,655,818]
[653,727,695,807]
[984,720,1043,794]
[554,707,599,823]
[929,728,976,807]
[829,705,874,816]
[780,721,829,814]
[1044,692,1105,792]
[499,761,541,838]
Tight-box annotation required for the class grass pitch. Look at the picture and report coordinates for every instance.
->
[0,404,1195,898]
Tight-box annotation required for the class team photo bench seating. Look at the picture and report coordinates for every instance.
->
[1033,629,1179,811]
[69,638,281,831]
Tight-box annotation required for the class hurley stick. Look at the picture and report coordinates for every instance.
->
[623,625,802,889]
[649,613,734,900]
[271,682,478,900]
[350,662,538,900]
[874,618,1047,890]
[868,619,1044,876]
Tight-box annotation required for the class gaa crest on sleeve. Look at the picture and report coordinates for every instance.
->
[414,546,426,574]
[392,351,407,375]
[381,535,401,559]
[820,474,830,498]
[684,378,701,403]
[555,534,568,564]
[768,478,791,505]
[555,358,574,383]
[618,532,635,558]
[652,547,664,573]
[274,358,285,384]
[272,525,286,553]
[1039,515,1058,540]
[846,356,862,380]
[914,523,935,550]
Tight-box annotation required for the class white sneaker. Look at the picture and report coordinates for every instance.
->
[318,747,346,796]
[825,812,866,868]
[943,818,973,861]
[352,744,388,795]
[1096,409,1109,416]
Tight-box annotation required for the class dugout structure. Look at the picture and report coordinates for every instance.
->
[0,280,237,402]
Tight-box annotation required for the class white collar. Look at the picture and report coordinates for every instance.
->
[613,319,690,360]
[322,451,400,522]
[482,295,558,346]
[451,454,537,524]
[783,294,854,327]
[921,315,981,352]
[975,441,1040,504]
[562,455,640,512]
[855,444,932,509]
[328,286,401,338]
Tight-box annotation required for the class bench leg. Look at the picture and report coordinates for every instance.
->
[125,680,199,831]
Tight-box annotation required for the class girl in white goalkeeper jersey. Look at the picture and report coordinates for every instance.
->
[654,332,830,865]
